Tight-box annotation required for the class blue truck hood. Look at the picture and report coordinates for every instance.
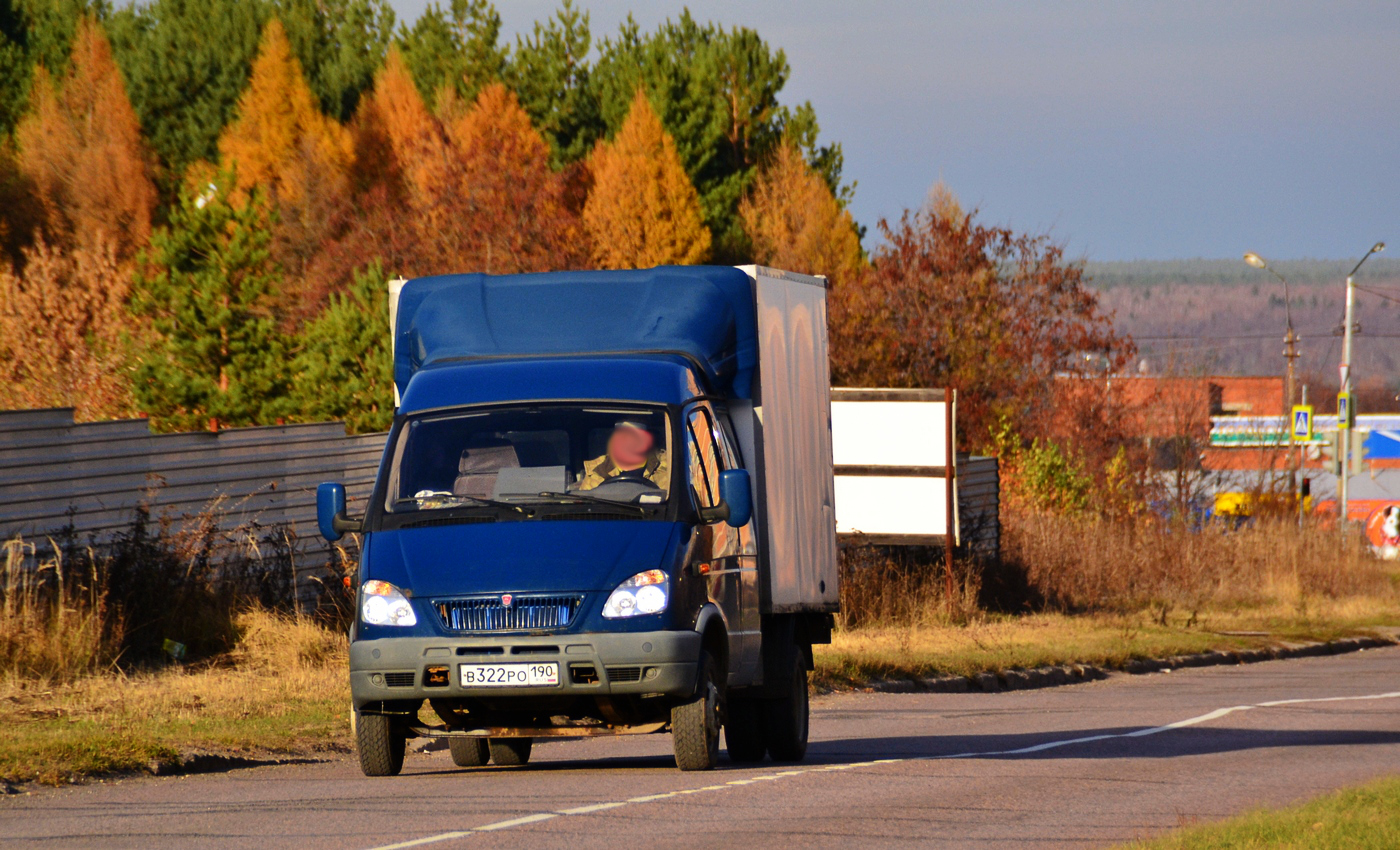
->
[365,520,684,598]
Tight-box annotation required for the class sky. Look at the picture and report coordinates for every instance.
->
[386,1,1400,262]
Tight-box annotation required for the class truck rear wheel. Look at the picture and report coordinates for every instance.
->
[672,651,721,771]
[449,737,490,767]
[724,695,767,763]
[488,738,532,766]
[355,711,406,776]
[763,656,809,762]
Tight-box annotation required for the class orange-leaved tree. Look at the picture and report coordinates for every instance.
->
[15,17,155,262]
[739,139,863,285]
[0,236,135,421]
[443,82,583,273]
[217,19,353,206]
[583,89,710,268]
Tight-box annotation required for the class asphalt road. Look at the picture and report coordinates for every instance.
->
[5,646,1400,849]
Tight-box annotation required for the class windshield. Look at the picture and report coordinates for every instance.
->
[383,405,672,517]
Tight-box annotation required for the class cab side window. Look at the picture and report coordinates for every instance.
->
[686,407,722,511]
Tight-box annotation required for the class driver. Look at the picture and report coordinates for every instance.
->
[579,422,668,492]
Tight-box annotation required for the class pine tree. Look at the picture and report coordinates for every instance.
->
[739,140,863,285]
[583,89,709,269]
[503,0,598,168]
[217,18,352,206]
[396,0,505,110]
[288,260,393,433]
[130,178,289,431]
[15,17,156,261]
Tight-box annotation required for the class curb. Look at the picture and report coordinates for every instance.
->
[861,634,1398,695]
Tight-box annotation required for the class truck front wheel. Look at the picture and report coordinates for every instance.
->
[449,737,490,767]
[672,651,721,770]
[355,711,406,776]
[763,655,809,762]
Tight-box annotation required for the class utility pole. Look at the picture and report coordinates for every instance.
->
[1338,242,1385,526]
[1244,253,1301,509]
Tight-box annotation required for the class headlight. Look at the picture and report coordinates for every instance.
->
[361,579,417,626]
[602,570,669,619]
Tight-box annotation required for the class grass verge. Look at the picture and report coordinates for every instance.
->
[813,606,1399,691]
[1118,774,1400,849]
[0,611,350,786]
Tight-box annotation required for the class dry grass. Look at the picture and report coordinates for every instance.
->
[0,538,117,681]
[0,609,349,786]
[1007,512,1397,618]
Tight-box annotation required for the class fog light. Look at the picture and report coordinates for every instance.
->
[644,666,659,680]
[371,673,385,687]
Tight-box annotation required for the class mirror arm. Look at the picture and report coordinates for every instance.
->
[698,501,730,525]
[331,512,363,534]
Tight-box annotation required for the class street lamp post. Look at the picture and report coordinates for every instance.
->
[1243,252,1300,514]
[1338,241,1386,524]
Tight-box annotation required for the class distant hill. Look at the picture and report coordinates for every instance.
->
[1084,257,1400,289]
[1080,260,1400,395]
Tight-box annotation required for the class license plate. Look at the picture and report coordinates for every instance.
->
[459,662,559,688]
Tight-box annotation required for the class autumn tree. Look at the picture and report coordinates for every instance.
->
[831,185,1133,450]
[15,17,156,261]
[0,235,135,421]
[443,82,582,272]
[108,0,392,177]
[584,89,709,268]
[739,140,863,285]
[289,260,393,433]
[218,18,352,205]
[130,179,289,431]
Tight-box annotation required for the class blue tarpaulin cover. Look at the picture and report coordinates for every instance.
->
[393,266,758,400]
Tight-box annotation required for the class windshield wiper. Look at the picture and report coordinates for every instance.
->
[393,495,533,516]
[534,491,650,515]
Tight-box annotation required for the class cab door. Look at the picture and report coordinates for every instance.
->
[683,403,760,687]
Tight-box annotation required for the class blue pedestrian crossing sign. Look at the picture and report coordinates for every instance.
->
[1338,392,1353,430]
[1291,405,1313,442]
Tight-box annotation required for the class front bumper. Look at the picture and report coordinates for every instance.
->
[349,629,702,707]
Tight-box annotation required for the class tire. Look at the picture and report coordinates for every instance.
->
[355,711,406,777]
[449,737,490,767]
[488,737,532,767]
[763,654,809,762]
[725,694,767,763]
[672,651,722,771]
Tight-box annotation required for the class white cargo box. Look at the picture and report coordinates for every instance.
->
[730,266,839,614]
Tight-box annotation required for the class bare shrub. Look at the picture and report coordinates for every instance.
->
[837,543,982,629]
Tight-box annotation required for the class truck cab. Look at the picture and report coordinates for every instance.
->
[318,265,838,775]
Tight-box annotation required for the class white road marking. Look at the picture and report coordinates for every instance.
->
[366,689,1400,850]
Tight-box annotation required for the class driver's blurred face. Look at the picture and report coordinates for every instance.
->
[607,426,654,469]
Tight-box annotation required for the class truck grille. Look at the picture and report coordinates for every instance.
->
[435,595,583,632]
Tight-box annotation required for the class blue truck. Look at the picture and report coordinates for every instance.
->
[317,265,838,775]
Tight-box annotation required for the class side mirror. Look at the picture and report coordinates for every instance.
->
[718,468,752,528]
[317,482,362,542]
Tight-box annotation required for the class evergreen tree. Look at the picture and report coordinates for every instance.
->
[590,11,849,260]
[503,0,598,169]
[130,177,289,431]
[289,260,392,433]
[0,0,105,135]
[107,0,390,179]
[583,89,709,269]
[396,0,504,110]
